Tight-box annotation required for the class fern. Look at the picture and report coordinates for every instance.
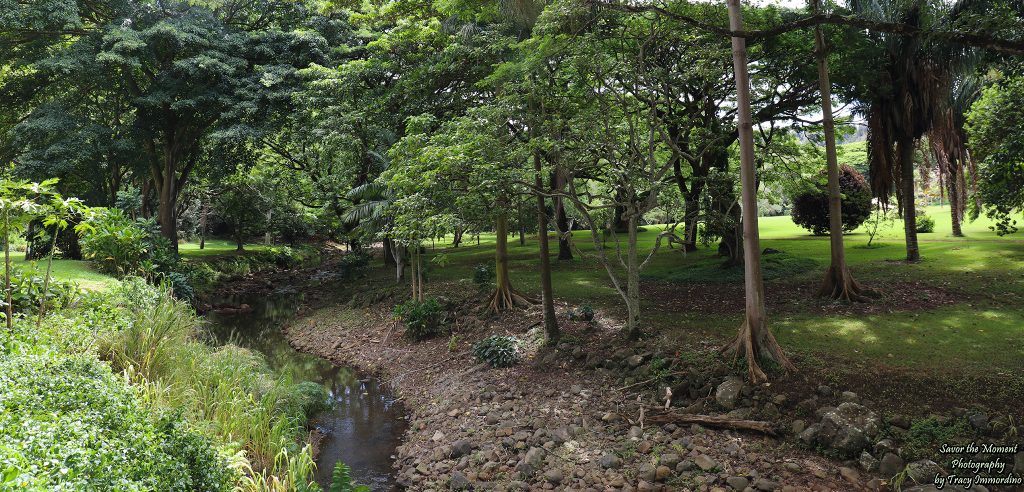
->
[329,462,370,492]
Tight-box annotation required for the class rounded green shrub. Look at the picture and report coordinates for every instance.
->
[473,335,522,368]
[915,214,935,233]
[393,298,446,341]
[791,165,873,236]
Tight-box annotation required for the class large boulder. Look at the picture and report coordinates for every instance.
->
[815,403,880,458]
[715,377,744,410]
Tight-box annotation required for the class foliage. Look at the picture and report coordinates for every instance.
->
[78,209,156,277]
[393,298,447,341]
[339,252,371,273]
[1,264,78,318]
[473,262,496,289]
[790,165,873,236]
[329,462,370,492]
[473,335,522,368]
[568,304,595,322]
[901,417,971,461]
[915,214,936,233]
[0,354,235,490]
[966,75,1024,235]
[863,203,896,247]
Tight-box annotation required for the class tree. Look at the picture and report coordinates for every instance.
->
[966,72,1024,235]
[722,0,795,383]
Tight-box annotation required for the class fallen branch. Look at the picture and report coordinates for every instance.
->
[645,409,777,435]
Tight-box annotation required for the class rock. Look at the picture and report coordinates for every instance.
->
[727,407,753,420]
[655,465,672,481]
[727,476,749,490]
[817,403,880,457]
[715,377,744,410]
[451,439,473,458]
[906,460,942,484]
[660,453,682,469]
[638,463,657,482]
[840,391,859,403]
[637,480,655,492]
[879,452,905,478]
[626,354,646,368]
[1015,452,1024,474]
[874,439,895,456]
[431,430,445,442]
[677,459,696,472]
[816,385,833,397]
[859,451,879,472]
[798,424,820,444]
[694,454,718,471]
[839,466,860,483]
[570,384,583,395]
[543,468,564,484]
[449,471,471,490]
[754,478,778,491]
[628,426,644,439]
[524,447,545,468]
[599,453,622,469]
[968,413,990,433]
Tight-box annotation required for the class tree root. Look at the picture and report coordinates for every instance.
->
[484,285,536,314]
[721,315,796,384]
[817,264,878,302]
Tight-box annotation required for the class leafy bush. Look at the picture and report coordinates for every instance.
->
[473,335,522,368]
[329,462,370,492]
[915,213,935,233]
[791,165,873,236]
[339,251,371,272]
[0,354,235,490]
[568,304,595,322]
[0,264,78,317]
[79,208,150,276]
[472,263,495,288]
[394,298,447,341]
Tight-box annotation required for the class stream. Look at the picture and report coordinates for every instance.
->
[205,291,406,491]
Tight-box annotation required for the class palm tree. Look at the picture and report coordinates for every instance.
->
[928,74,983,236]
[851,0,979,261]
[343,182,405,281]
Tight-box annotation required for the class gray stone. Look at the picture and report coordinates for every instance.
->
[660,453,682,469]
[906,460,942,484]
[628,425,644,439]
[449,471,471,490]
[715,377,744,410]
[524,447,545,468]
[791,420,807,435]
[839,466,860,483]
[879,452,905,478]
[626,354,646,367]
[451,439,473,458]
[677,459,696,472]
[598,453,622,469]
[755,478,778,491]
[840,391,859,403]
[817,385,833,397]
[543,468,564,484]
[727,476,749,490]
[858,451,879,472]
[694,454,718,471]
[968,413,990,433]
[638,463,657,482]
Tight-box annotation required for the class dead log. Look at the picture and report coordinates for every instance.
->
[645,410,777,436]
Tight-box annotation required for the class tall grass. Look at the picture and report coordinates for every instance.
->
[94,278,326,490]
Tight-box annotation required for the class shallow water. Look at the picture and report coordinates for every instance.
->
[205,291,405,491]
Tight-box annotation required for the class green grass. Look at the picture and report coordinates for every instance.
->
[178,239,269,258]
[420,205,1024,382]
[12,252,120,291]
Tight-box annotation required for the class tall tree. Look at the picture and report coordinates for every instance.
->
[723,0,795,383]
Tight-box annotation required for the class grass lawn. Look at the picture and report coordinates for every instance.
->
[417,205,1024,412]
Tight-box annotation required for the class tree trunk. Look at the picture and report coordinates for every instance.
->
[157,152,179,249]
[625,211,641,340]
[383,237,396,266]
[681,180,703,252]
[518,203,526,246]
[948,162,964,237]
[898,136,920,261]
[486,208,534,313]
[553,171,573,261]
[453,226,463,248]
[264,209,272,245]
[235,230,244,251]
[535,151,559,345]
[814,16,869,302]
[199,199,208,250]
[722,0,795,383]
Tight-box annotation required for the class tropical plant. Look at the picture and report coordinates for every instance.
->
[393,298,447,341]
[791,165,873,236]
[328,462,370,492]
[473,335,522,368]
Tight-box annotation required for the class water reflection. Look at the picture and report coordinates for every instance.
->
[205,291,405,491]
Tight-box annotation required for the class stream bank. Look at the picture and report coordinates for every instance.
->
[202,263,407,490]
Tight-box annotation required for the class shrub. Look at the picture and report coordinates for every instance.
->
[472,263,496,289]
[902,417,970,461]
[915,214,935,233]
[473,335,522,368]
[568,304,595,322]
[394,298,446,341]
[0,354,235,490]
[1,264,79,317]
[79,208,150,276]
[791,165,873,236]
[340,251,371,272]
